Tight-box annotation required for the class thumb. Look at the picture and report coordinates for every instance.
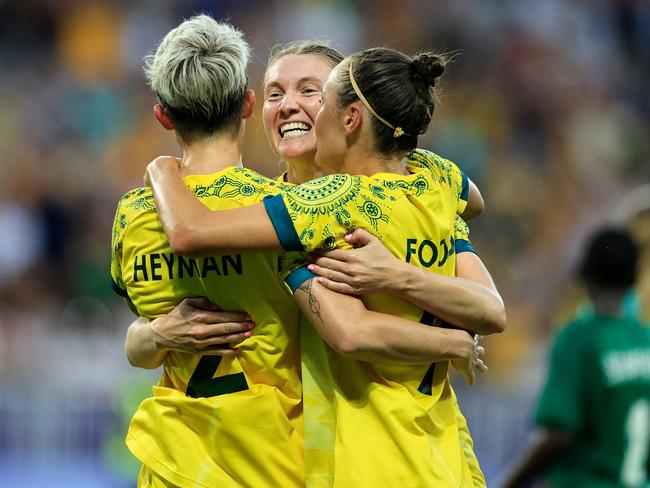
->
[345,228,377,247]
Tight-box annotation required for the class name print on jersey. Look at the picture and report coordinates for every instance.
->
[132,252,243,282]
[405,236,455,268]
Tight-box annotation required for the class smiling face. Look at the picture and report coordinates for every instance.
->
[263,54,333,164]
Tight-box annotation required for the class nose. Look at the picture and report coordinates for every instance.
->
[279,91,300,116]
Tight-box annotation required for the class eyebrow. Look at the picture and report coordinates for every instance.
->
[265,76,323,91]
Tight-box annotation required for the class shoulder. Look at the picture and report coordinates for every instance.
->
[113,187,155,234]
[190,167,288,202]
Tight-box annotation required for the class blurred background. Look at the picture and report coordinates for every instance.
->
[0,0,648,486]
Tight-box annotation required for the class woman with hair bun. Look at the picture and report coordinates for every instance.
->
[146,45,503,486]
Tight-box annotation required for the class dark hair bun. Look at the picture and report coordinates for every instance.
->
[410,53,445,88]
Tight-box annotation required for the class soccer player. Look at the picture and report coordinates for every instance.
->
[114,16,482,488]
[498,228,650,488]
[145,47,500,486]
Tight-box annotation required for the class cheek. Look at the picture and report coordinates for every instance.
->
[262,103,277,137]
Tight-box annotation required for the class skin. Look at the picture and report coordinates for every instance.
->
[126,74,483,379]
[131,53,502,383]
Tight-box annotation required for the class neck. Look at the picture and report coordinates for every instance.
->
[588,288,625,318]
[285,156,324,185]
[337,143,408,177]
[177,127,243,177]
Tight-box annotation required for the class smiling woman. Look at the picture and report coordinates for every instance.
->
[262,42,343,184]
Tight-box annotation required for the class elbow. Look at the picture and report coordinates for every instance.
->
[479,300,507,335]
[327,324,369,357]
[167,223,203,257]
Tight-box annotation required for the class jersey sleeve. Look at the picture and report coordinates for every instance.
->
[454,216,476,254]
[277,251,317,293]
[406,149,469,215]
[534,325,585,432]
[110,197,129,298]
[262,174,390,253]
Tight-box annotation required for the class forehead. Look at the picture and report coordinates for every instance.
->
[265,54,333,87]
[322,63,343,94]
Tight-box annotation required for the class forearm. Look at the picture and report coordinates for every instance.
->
[124,317,168,369]
[499,429,572,488]
[147,163,281,255]
[295,279,473,363]
[391,260,505,335]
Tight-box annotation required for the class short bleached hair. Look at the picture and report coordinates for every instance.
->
[144,15,251,139]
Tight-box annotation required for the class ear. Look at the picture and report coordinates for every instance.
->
[342,102,363,136]
[153,104,175,131]
[242,89,256,119]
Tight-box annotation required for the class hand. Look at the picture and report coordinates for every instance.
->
[149,297,254,357]
[307,228,404,295]
[143,155,181,187]
[452,334,487,385]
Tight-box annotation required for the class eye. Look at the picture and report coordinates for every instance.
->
[301,86,321,95]
[266,91,283,101]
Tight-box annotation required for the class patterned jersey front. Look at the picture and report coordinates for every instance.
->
[264,149,479,487]
[110,167,303,488]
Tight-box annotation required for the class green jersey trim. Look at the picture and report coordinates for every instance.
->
[455,239,476,254]
[460,173,469,202]
[262,195,303,251]
[285,266,317,293]
[111,278,128,298]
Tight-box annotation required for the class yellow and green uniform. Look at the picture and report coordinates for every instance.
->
[111,167,304,488]
[264,149,481,487]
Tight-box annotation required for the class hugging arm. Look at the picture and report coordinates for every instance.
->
[309,228,506,335]
[124,297,254,369]
[147,157,281,255]
[293,277,485,383]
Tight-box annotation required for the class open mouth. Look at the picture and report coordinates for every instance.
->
[279,122,312,139]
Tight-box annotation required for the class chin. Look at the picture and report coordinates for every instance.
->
[279,141,317,161]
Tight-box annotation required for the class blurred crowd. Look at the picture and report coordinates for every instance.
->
[0,0,648,483]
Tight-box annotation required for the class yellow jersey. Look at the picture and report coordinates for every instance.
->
[111,166,304,488]
[264,149,480,487]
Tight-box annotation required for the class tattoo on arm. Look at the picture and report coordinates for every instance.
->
[298,280,324,326]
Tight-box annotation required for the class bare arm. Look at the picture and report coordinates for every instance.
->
[497,428,573,488]
[308,229,506,335]
[462,178,485,221]
[146,157,280,256]
[124,297,254,369]
[293,277,486,383]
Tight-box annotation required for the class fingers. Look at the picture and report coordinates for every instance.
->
[311,248,353,262]
[345,228,377,247]
[314,277,360,295]
[308,262,352,283]
[201,348,240,357]
[195,329,252,349]
[192,320,254,340]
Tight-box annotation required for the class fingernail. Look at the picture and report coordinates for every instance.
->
[317,277,325,283]
[248,321,255,328]
[244,331,252,337]
[307,264,315,271]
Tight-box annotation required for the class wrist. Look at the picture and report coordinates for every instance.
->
[390,260,417,297]
[446,329,473,360]
[147,318,170,352]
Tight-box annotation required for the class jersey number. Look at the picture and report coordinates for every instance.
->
[186,356,248,398]
[621,398,650,487]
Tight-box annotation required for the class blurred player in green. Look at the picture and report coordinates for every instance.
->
[500,228,650,488]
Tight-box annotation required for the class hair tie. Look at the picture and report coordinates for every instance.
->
[348,61,407,138]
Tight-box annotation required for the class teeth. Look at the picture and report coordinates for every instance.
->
[279,122,311,138]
